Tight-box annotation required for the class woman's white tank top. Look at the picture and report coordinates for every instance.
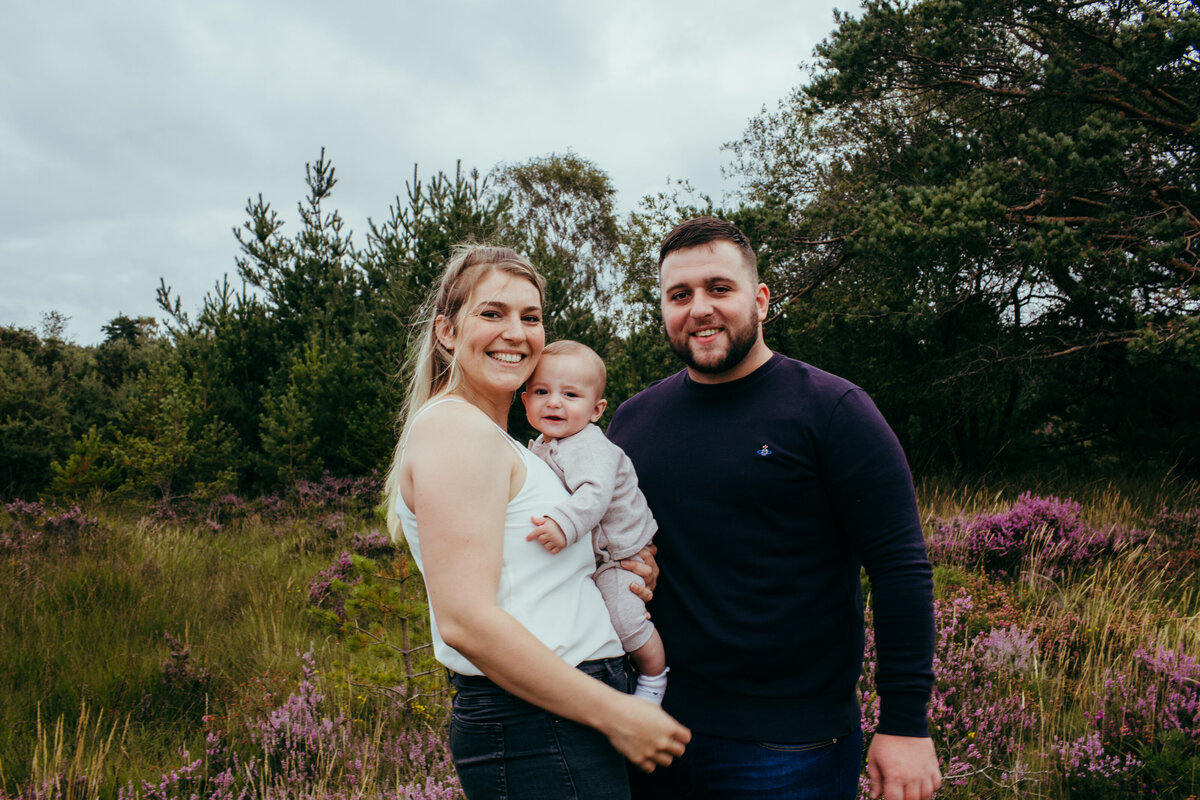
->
[395,397,622,675]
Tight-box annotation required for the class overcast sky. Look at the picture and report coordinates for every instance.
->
[2,1,846,345]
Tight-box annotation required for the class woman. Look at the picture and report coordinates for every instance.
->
[384,245,690,800]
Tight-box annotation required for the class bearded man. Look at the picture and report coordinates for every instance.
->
[608,217,942,800]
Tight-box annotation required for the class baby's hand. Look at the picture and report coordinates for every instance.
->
[527,515,568,554]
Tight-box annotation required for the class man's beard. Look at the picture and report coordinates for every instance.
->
[668,318,760,376]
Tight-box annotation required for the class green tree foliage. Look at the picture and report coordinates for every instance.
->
[155,151,577,494]
[157,275,278,492]
[362,161,517,327]
[5,153,648,502]
[360,162,523,432]
[48,427,121,500]
[234,150,363,349]
[493,152,621,334]
[0,313,204,500]
[95,315,161,389]
[613,187,719,404]
[0,318,118,498]
[111,355,239,503]
[258,335,386,484]
[726,0,1200,471]
[492,153,636,432]
[0,332,71,497]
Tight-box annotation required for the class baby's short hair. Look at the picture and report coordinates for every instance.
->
[540,340,607,396]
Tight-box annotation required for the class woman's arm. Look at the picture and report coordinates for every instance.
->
[405,404,689,770]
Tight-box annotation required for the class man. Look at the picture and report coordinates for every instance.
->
[608,217,941,800]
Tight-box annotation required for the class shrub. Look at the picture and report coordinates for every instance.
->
[115,649,461,800]
[294,472,382,517]
[350,530,395,560]
[252,650,345,780]
[857,592,1146,798]
[203,494,251,532]
[1,501,104,555]
[1095,645,1200,746]
[1146,506,1200,573]
[927,493,1146,577]
[140,632,212,726]
[307,552,361,620]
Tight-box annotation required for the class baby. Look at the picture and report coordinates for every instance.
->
[522,340,668,704]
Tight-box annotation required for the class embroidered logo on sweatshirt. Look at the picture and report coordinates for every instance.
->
[757,443,773,456]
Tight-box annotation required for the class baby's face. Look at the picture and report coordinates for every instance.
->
[522,355,606,440]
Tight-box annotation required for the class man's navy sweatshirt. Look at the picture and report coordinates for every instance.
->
[607,353,935,742]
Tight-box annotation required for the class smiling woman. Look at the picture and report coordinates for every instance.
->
[381,244,690,800]
[432,271,546,417]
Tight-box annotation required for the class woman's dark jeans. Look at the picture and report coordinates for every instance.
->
[448,656,632,800]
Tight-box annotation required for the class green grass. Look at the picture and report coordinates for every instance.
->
[1,470,1197,799]
[916,467,1200,527]
[0,508,360,795]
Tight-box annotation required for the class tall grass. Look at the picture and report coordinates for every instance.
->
[907,474,1200,798]
[917,468,1200,528]
[17,704,127,800]
[0,489,440,798]
[2,471,1198,799]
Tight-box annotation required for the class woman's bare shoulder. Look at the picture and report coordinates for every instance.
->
[406,398,506,457]
[405,398,516,509]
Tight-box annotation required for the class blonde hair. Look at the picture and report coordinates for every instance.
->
[383,244,546,542]
[538,340,607,396]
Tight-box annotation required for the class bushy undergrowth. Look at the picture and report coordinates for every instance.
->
[0,476,450,799]
[859,591,1199,798]
[2,477,1198,799]
[2,501,105,555]
[926,491,1149,577]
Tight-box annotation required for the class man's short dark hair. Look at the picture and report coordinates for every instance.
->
[657,216,757,277]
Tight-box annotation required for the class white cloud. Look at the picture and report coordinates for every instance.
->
[0,0,846,343]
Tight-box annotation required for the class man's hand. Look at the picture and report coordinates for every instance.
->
[867,733,941,800]
[527,515,568,554]
[620,544,658,603]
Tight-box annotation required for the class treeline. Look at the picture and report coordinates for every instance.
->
[3,0,1197,503]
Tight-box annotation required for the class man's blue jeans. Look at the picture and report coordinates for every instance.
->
[448,656,631,800]
[629,727,864,799]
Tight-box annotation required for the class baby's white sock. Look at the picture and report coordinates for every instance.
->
[633,668,669,705]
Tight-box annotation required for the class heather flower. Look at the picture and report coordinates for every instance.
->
[132,752,205,800]
[1056,731,1141,779]
[1150,505,1200,547]
[860,594,1042,795]
[1,500,102,555]
[319,510,347,537]
[294,471,382,516]
[6,499,46,518]
[1146,506,1200,572]
[204,493,250,531]
[147,498,179,524]
[980,626,1038,675]
[926,493,1141,576]
[1,501,45,553]
[351,530,395,560]
[307,551,361,618]
[1093,644,1200,745]
[42,506,102,547]
[860,590,1199,799]
[256,493,287,519]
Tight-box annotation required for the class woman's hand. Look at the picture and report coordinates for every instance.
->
[620,544,659,602]
[602,693,690,773]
